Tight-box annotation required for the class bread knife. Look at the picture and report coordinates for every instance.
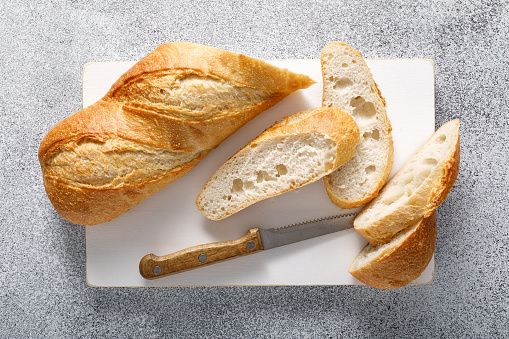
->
[139,212,357,279]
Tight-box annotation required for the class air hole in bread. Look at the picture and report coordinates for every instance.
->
[159,89,166,95]
[250,143,258,148]
[352,60,357,63]
[353,101,376,119]
[244,180,255,190]
[371,129,380,140]
[333,77,353,90]
[365,165,376,174]
[256,170,275,183]
[437,135,447,143]
[231,178,244,194]
[350,96,365,107]
[423,158,438,166]
[276,164,288,176]
[341,63,348,68]
[362,129,380,140]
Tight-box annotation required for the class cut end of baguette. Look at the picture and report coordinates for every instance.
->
[197,133,336,220]
[321,42,394,209]
[349,212,437,289]
[354,120,460,244]
[196,107,359,220]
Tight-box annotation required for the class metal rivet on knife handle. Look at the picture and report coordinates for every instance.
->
[153,266,161,275]
[140,213,356,279]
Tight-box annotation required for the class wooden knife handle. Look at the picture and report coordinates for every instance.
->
[139,228,263,279]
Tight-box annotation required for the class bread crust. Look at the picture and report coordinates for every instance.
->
[321,41,394,209]
[38,42,315,225]
[196,107,360,220]
[106,42,315,96]
[42,152,207,226]
[349,212,437,289]
[354,120,460,244]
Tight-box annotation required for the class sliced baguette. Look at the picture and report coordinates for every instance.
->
[354,120,460,245]
[349,212,437,289]
[321,42,394,209]
[196,107,360,220]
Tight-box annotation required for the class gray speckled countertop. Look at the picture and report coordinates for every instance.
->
[1,0,508,337]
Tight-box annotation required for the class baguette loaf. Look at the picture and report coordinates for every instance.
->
[354,120,460,245]
[38,42,315,226]
[349,212,437,289]
[321,42,394,209]
[196,107,360,220]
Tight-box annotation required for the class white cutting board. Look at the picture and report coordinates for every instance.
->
[83,59,435,287]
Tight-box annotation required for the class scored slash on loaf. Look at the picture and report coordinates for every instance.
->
[38,42,315,226]
[196,107,360,220]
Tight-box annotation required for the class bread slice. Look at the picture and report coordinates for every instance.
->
[354,120,460,245]
[196,107,360,220]
[349,212,437,289]
[321,42,394,209]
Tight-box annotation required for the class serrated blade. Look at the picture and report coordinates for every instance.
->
[259,212,357,250]
[140,212,358,279]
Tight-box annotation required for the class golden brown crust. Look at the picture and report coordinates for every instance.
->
[42,152,207,225]
[106,42,315,97]
[38,42,315,225]
[349,212,437,289]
